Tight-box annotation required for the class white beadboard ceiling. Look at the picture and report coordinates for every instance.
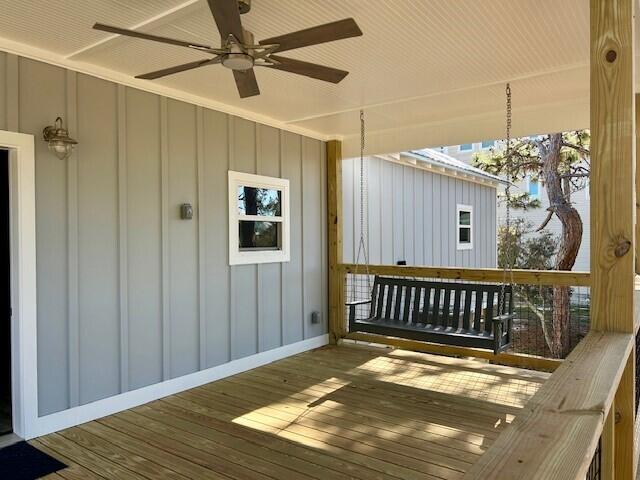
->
[0,0,635,156]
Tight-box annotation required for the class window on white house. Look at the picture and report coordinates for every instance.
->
[459,143,473,152]
[456,204,473,250]
[228,171,290,265]
[527,176,541,200]
[481,140,495,149]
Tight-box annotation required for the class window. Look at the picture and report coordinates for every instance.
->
[228,171,290,265]
[527,176,541,200]
[459,143,473,152]
[481,140,495,150]
[456,204,473,250]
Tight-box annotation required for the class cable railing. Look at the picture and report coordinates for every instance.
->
[339,263,591,367]
[463,330,634,479]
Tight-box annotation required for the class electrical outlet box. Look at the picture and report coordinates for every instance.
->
[180,203,194,220]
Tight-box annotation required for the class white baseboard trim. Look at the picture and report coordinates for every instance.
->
[25,334,329,439]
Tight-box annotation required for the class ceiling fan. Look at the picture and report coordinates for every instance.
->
[93,0,362,98]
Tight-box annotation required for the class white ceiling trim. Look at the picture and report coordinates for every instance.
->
[0,35,335,142]
[285,61,589,126]
[343,97,590,158]
[65,0,202,60]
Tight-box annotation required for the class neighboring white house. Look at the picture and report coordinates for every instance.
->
[342,148,502,268]
[443,142,591,272]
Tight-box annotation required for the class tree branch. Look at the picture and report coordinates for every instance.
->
[536,209,554,232]
[561,142,590,157]
[560,172,590,179]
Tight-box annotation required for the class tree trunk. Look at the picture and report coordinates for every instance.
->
[542,134,583,358]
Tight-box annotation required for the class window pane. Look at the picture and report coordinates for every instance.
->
[529,180,539,196]
[239,221,279,250]
[481,140,494,149]
[459,211,471,226]
[459,143,473,151]
[237,186,281,216]
[459,227,471,243]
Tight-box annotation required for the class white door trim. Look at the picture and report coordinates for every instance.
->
[0,130,37,439]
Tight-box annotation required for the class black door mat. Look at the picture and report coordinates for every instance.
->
[0,441,66,479]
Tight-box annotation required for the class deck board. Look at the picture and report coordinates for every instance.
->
[32,344,549,479]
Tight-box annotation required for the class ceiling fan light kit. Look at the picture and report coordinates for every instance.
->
[93,0,362,98]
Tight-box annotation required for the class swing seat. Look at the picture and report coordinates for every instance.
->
[347,276,514,355]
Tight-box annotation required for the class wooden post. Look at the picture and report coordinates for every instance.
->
[327,140,345,344]
[636,93,640,275]
[591,0,636,477]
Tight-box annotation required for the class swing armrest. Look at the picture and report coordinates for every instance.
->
[492,314,515,324]
[492,314,515,331]
[346,300,372,328]
[491,314,515,355]
[345,300,372,307]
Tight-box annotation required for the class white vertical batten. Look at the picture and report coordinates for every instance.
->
[5,55,18,131]
[196,106,206,369]
[300,136,306,339]
[279,130,285,347]
[160,96,170,380]
[255,123,262,352]
[116,85,129,392]
[228,115,235,360]
[66,69,79,407]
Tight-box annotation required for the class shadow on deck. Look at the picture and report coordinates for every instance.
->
[34,344,549,480]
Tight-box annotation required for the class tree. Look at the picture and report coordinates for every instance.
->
[498,219,558,352]
[474,131,590,358]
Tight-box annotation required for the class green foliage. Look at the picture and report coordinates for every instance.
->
[472,130,591,209]
[498,219,558,271]
[499,220,558,307]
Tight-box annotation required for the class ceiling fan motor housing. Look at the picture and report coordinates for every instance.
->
[238,0,251,14]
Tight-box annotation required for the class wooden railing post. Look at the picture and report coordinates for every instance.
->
[591,0,636,477]
[636,93,640,276]
[328,140,345,344]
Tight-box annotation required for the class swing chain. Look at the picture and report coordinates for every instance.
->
[360,109,366,260]
[351,109,370,302]
[499,83,514,316]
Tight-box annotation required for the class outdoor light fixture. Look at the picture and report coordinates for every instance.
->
[43,117,78,160]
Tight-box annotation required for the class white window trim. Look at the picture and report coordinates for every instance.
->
[228,170,290,265]
[456,204,473,251]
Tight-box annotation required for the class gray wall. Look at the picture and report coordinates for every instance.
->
[343,156,497,268]
[0,53,328,416]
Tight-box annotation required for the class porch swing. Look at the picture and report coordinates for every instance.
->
[346,84,517,355]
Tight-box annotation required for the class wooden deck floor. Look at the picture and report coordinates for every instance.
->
[33,344,549,480]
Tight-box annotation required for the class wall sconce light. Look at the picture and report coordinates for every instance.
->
[43,117,78,160]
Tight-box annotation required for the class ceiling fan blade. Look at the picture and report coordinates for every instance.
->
[263,56,348,83]
[259,18,362,53]
[136,57,221,80]
[233,69,260,98]
[206,0,245,43]
[93,23,219,53]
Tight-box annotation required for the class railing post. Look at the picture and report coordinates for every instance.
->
[328,140,345,343]
[636,93,640,276]
[590,0,636,477]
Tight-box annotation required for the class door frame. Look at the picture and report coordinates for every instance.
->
[0,130,37,439]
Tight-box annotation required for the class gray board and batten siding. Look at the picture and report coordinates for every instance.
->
[0,53,328,416]
[342,156,498,268]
